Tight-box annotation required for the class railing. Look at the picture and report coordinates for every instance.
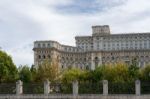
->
[79,81,103,94]
[109,82,135,94]
[50,83,72,94]
[141,81,150,94]
[0,80,150,95]
[23,83,44,94]
[0,83,16,94]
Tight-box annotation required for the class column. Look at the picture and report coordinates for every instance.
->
[16,80,23,95]
[135,80,141,95]
[72,80,78,96]
[103,80,108,95]
[44,79,50,95]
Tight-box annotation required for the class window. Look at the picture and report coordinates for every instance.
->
[73,49,75,52]
[47,44,50,47]
[69,48,71,51]
[43,44,45,47]
[38,44,41,47]
[62,57,65,61]
[103,44,106,47]
[48,55,51,59]
[141,56,144,60]
[140,43,142,48]
[43,55,46,59]
[86,65,89,70]
[65,47,67,51]
[66,57,68,60]
[84,58,86,61]
[95,57,98,60]
[38,55,41,59]
[144,41,147,48]
[111,56,114,60]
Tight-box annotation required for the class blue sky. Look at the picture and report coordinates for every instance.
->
[55,0,125,14]
[0,0,150,66]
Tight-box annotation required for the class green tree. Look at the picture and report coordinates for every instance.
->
[140,65,150,81]
[83,66,104,82]
[0,50,18,83]
[18,65,32,83]
[91,66,104,82]
[30,65,38,82]
[128,58,140,81]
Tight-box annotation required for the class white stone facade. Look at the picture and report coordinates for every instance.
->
[33,25,150,70]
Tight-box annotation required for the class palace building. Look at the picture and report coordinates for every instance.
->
[33,25,150,70]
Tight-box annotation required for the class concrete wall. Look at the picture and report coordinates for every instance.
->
[0,94,150,99]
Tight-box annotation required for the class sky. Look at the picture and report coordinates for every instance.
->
[0,0,150,66]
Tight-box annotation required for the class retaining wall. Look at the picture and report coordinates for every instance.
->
[0,94,150,99]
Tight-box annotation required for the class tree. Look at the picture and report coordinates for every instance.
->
[102,63,130,82]
[81,66,104,82]
[35,59,60,82]
[90,66,104,82]
[128,58,140,81]
[18,65,32,83]
[30,64,38,82]
[0,50,18,83]
[62,68,84,83]
[140,65,150,81]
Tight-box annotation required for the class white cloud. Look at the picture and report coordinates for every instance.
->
[0,0,150,66]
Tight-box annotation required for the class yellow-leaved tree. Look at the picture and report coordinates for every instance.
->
[35,59,60,83]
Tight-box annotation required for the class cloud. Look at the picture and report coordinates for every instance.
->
[0,0,150,66]
[54,0,126,14]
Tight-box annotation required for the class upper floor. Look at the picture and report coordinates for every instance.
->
[34,25,150,52]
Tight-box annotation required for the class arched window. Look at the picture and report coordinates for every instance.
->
[74,58,77,61]
[57,56,59,60]
[88,57,91,60]
[86,65,89,70]
[141,56,144,60]
[62,57,65,60]
[47,55,51,59]
[95,57,99,68]
[66,57,68,60]
[43,55,46,59]
[38,55,41,59]
[95,57,98,60]
[111,56,114,60]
